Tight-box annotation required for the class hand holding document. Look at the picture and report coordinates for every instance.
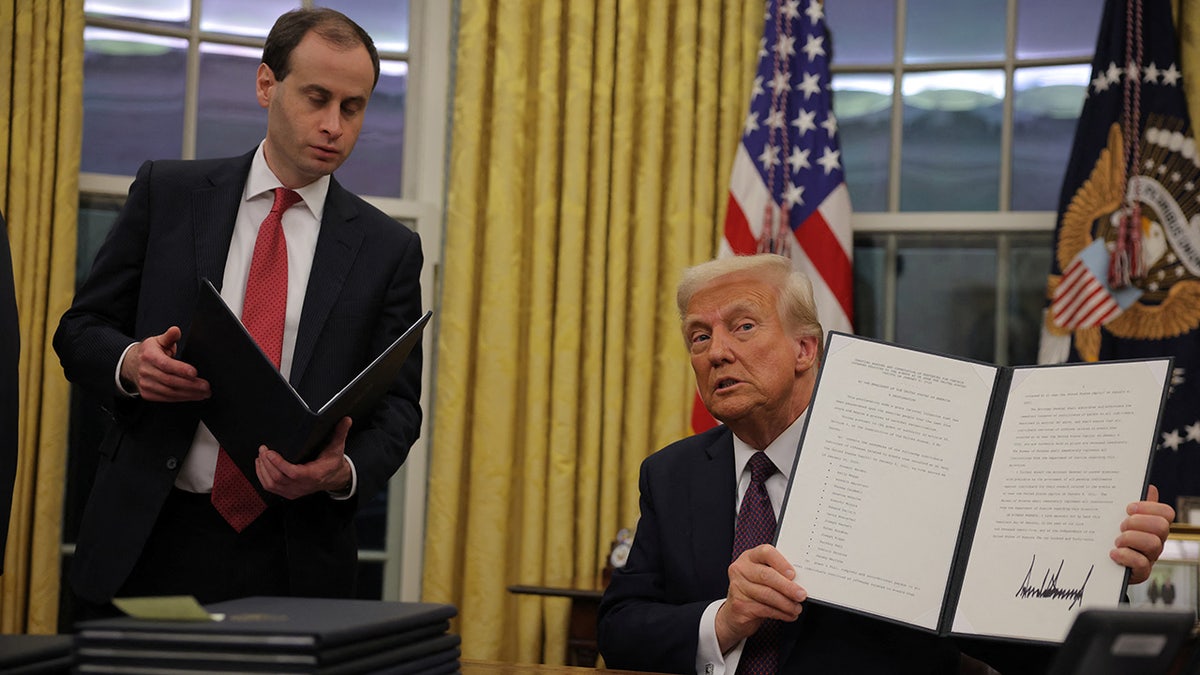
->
[774,332,1173,644]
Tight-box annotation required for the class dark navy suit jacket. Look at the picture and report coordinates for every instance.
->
[53,150,424,604]
[597,425,963,674]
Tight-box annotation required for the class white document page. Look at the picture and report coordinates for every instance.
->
[951,359,1169,643]
[775,333,997,630]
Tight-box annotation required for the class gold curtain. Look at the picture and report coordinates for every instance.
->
[1179,0,1200,128]
[0,0,84,634]
[424,0,760,663]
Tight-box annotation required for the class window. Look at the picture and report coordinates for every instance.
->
[826,0,1103,365]
[65,0,448,628]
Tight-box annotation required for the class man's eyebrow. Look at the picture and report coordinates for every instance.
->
[300,84,367,106]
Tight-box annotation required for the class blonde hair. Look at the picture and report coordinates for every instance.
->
[676,254,824,352]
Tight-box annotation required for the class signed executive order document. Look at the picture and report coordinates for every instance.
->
[773,332,1172,643]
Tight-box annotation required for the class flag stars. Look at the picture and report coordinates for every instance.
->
[770,69,792,96]
[781,0,802,21]
[783,182,805,207]
[821,113,839,138]
[1092,72,1111,94]
[804,0,823,24]
[758,144,782,169]
[1186,421,1200,443]
[751,76,764,101]
[798,71,822,99]
[1105,62,1122,86]
[792,108,817,135]
[1157,164,1168,175]
[744,111,760,135]
[1162,63,1182,86]
[788,147,811,172]
[802,34,826,62]
[1125,62,1139,82]
[817,146,842,174]
[775,34,796,60]
[1163,428,1183,451]
[1171,171,1182,183]
[765,108,787,130]
[1144,62,1161,83]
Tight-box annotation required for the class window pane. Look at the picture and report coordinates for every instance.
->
[901,70,1004,211]
[1017,0,1104,60]
[196,44,267,160]
[905,0,1006,64]
[200,0,298,38]
[336,60,407,198]
[85,0,189,29]
[833,74,892,212]
[1011,66,1089,211]
[1007,232,1055,366]
[852,235,888,340]
[895,236,997,361]
[83,29,187,174]
[318,0,410,52]
[824,0,893,66]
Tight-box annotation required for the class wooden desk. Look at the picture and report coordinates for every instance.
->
[461,658,660,674]
[507,585,604,667]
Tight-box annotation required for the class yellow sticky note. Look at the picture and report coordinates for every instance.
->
[112,596,224,621]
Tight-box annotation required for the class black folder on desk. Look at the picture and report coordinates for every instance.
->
[75,596,459,673]
[182,279,431,483]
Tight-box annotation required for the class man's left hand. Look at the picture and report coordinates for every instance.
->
[255,417,353,499]
[1111,484,1175,585]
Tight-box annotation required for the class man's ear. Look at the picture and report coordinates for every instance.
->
[795,334,819,373]
[255,63,276,109]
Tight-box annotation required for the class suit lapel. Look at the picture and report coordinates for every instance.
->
[690,428,738,593]
[290,178,363,385]
[192,153,254,292]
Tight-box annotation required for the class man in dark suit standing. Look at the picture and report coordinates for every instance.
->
[54,8,423,613]
[597,254,1175,674]
[0,211,18,573]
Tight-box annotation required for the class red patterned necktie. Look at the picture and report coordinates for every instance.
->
[733,451,781,675]
[210,187,303,532]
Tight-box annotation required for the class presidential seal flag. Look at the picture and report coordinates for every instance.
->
[1040,0,1200,506]
[693,0,853,432]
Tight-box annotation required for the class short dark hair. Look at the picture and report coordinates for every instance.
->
[262,7,380,90]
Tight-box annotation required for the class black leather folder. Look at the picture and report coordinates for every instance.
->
[181,279,431,488]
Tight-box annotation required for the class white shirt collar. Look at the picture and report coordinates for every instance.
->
[732,411,809,482]
[244,141,331,223]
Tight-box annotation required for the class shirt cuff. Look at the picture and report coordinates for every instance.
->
[697,599,743,675]
[114,342,140,398]
[328,455,358,500]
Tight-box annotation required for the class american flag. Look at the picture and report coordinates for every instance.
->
[693,0,853,432]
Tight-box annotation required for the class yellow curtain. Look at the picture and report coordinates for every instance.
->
[424,0,760,663]
[1180,0,1200,128]
[0,0,84,634]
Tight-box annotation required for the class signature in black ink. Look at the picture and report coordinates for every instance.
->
[1014,555,1093,610]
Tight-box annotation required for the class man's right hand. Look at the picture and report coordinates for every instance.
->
[119,326,210,402]
[715,544,807,653]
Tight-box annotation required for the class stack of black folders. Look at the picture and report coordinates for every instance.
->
[73,597,460,674]
[0,634,74,674]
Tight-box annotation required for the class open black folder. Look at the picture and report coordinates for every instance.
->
[182,279,431,490]
[774,331,1173,645]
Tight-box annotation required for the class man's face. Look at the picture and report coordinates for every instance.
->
[684,272,817,441]
[256,31,375,188]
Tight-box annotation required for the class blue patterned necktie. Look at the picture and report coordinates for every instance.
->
[732,451,781,675]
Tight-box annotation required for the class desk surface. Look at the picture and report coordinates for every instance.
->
[461,658,659,674]
[507,584,604,599]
